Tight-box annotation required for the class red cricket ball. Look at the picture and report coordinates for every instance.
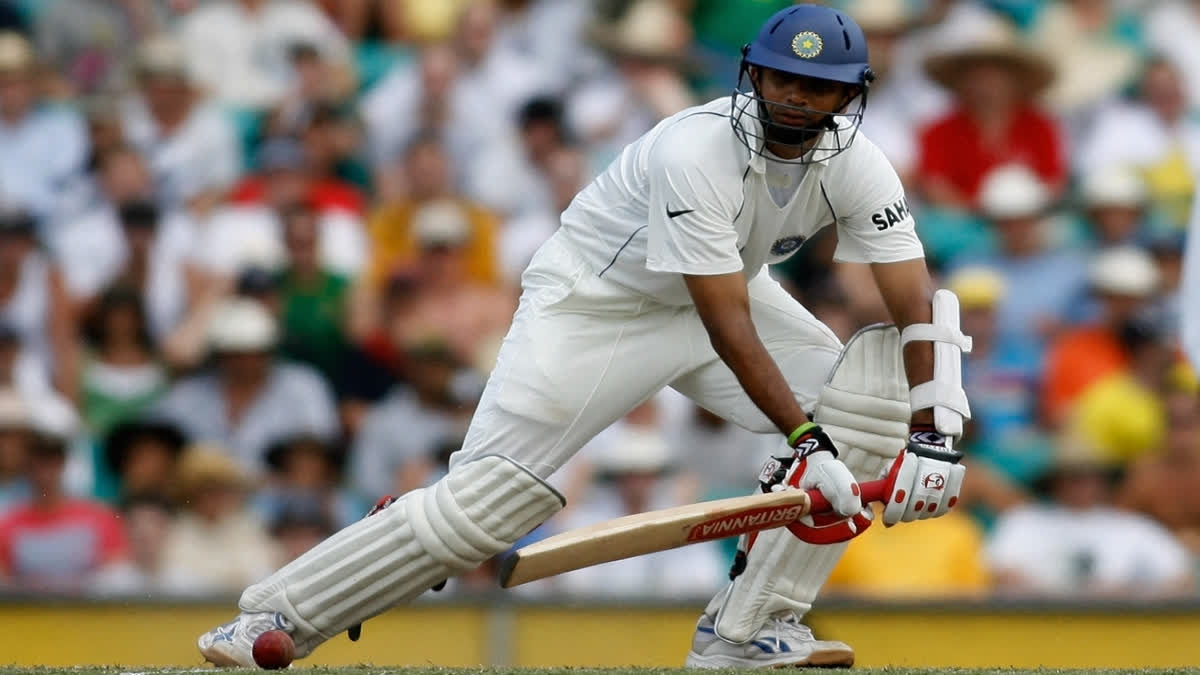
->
[252,629,295,670]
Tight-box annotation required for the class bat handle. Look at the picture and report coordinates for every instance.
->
[805,478,888,515]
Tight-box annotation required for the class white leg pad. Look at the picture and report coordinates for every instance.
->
[708,326,909,643]
[238,454,563,657]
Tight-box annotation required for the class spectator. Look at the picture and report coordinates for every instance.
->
[365,134,502,295]
[0,387,31,513]
[954,166,1089,361]
[0,31,89,227]
[1042,246,1161,426]
[359,43,466,174]
[79,288,168,439]
[121,35,242,214]
[1075,166,1149,248]
[0,418,128,591]
[1027,0,1142,123]
[467,95,571,221]
[1067,304,1178,464]
[259,435,360,530]
[568,0,694,173]
[33,0,163,97]
[90,493,180,596]
[100,417,185,502]
[178,0,353,111]
[160,444,278,593]
[230,135,365,216]
[54,146,204,343]
[0,320,73,439]
[917,18,1065,209]
[271,40,359,132]
[361,1,553,172]
[0,208,79,400]
[390,200,517,370]
[986,441,1194,598]
[350,340,478,501]
[588,0,695,120]
[276,202,352,383]
[825,504,989,599]
[1145,0,1200,107]
[266,492,335,566]
[1119,383,1200,552]
[205,137,367,280]
[1075,58,1199,231]
[154,298,339,472]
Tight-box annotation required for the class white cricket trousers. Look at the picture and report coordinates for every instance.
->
[452,230,843,479]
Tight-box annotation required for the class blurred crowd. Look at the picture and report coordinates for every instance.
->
[0,0,1197,604]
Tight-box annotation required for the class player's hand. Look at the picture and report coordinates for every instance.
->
[880,425,966,526]
[776,423,871,544]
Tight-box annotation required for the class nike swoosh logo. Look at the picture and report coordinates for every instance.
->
[667,206,695,219]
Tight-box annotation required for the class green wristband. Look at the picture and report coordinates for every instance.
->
[787,421,818,447]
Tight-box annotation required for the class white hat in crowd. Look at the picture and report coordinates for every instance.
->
[1080,167,1147,209]
[413,199,472,248]
[1089,245,1160,297]
[590,427,674,476]
[208,298,279,352]
[979,165,1051,220]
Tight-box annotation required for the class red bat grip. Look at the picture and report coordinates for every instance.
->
[804,478,888,515]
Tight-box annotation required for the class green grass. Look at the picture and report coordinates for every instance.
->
[2,662,1200,667]
[2,669,1199,675]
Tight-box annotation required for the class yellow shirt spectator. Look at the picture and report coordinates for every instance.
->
[826,506,990,598]
[1069,372,1166,465]
[367,199,502,288]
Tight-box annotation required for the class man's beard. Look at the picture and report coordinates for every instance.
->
[758,103,838,149]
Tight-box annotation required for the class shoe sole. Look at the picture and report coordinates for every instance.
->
[685,647,855,669]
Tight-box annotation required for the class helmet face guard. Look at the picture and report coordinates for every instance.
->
[731,4,875,165]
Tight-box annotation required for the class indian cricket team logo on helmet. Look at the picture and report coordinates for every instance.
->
[791,31,823,59]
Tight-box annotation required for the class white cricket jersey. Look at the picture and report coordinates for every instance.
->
[558,97,924,305]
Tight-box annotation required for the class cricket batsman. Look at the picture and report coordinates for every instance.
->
[199,4,970,668]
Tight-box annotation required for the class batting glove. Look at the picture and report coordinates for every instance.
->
[880,425,966,526]
[766,422,871,544]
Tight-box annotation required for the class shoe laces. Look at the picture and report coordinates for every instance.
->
[769,613,815,642]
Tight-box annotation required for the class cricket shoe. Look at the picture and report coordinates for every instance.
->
[198,610,295,667]
[685,612,854,668]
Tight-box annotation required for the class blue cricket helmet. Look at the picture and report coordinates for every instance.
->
[732,4,875,164]
[743,4,873,85]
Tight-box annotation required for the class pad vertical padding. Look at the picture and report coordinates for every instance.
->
[239,455,563,657]
[814,325,910,458]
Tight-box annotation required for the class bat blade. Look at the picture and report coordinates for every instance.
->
[499,479,886,588]
[500,489,812,588]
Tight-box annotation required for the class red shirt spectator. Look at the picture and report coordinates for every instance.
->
[918,105,1067,206]
[918,17,1066,208]
[0,499,128,590]
[231,175,365,216]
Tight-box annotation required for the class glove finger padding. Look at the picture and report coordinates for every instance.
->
[787,450,863,517]
[880,449,964,525]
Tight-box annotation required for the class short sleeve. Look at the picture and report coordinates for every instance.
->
[830,139,925,264]
[644,133,744,276]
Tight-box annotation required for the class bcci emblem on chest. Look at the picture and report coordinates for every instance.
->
[791,32,823,58]
[771,235,806,256]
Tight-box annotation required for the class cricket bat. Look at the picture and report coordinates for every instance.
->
[499,478,888,588]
